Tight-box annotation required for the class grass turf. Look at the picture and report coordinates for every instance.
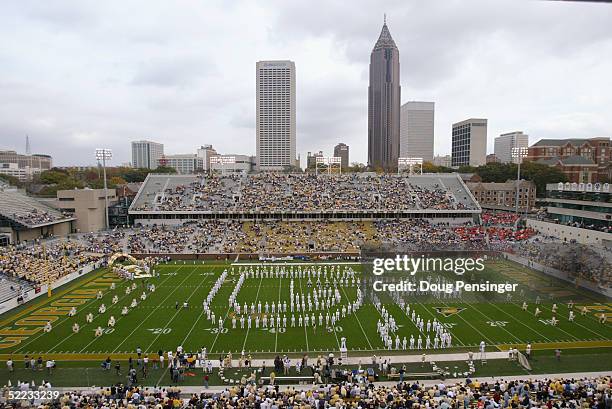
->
[0,260,609,367]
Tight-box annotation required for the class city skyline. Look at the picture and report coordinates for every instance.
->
[1,1,611,166]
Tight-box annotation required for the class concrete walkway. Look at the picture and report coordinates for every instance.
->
[217,351,507,368]
[52,370,611,396]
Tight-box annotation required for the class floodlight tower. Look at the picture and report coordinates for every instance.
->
[95,148,112,230]
[511,147,529,218]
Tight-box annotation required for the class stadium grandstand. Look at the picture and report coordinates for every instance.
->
[129,173,480,224]
[1,374,610,407]
[0,187,75,244]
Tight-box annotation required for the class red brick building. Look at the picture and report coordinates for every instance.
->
[526,137,611,183]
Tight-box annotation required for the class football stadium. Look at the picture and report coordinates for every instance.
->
[1,172,610,408]
[1,1,611,407]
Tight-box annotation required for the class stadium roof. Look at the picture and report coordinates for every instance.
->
[0,189,75,228]
[532,137,609,147]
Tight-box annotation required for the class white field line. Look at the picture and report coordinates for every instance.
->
[241,275,264,352]
[16,272,129,354]
[297,274,310,352]
[339,285,374,350]
[106,265,194,353]
[145,271,213,351]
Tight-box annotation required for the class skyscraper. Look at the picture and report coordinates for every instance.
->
[256,60,297,171]
[400,101,434,161]
[334,143,350,170]
[131,140,164,169]
[368,19,401,171]
[494,131,529,163]
[451,119,487,167]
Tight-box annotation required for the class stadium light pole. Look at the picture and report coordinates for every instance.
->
[95,148,112,230]
[512,147,529,221]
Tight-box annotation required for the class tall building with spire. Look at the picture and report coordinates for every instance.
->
[368,18,401,171]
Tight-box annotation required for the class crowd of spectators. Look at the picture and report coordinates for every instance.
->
[0,239,102,284]
[11,209,64,226]
[481,212,520,227]
[1,375,610,408]
[511,241,612,290]
[237,221,372,254]
[127,221,246,254]
[133,174,476,213]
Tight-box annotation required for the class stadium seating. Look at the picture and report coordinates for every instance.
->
[0,240,102,285]
[130,173,479,213]
[3,375,609,408]
[0,273,33,304]
[0,190,71,227]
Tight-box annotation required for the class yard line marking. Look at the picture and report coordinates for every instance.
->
[153,270,214,387]
[322,284,341,352]
[145,268,213,352]
[274,272,283,353]
[491,302,553,343]
[209,276,237,353]
[297,274,310,352]
[463,302,522,343]
[398,296,467,347]
[535,303,608,339]
[241,274,264,353]
[438,299,497,347]
[107,265,194,354]
[339,284,373,350]
[14,272,131,354]
[47,278,137,352]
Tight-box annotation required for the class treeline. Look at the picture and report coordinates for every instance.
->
[28,166,177,197]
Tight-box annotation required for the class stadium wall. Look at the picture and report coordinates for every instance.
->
[131,252,361,261]
[130,212,478,226]
[526,219,611,246]
[0,220,72,244]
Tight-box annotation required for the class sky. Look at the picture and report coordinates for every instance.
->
[1,0,611,167]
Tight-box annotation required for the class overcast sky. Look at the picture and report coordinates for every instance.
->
[1,0,611,167]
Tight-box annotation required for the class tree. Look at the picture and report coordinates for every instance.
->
[110,176,127,186]
[0,173,21,187]
[348,162,367,173]
[474,163,516,183]
[457,165,476,174]
[521,162,568,196]
[152,166,177,174]
[37,169,70,185]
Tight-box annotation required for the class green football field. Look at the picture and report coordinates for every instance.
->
[0,259,610,362]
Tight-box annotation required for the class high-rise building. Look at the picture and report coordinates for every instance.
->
[400,101,434,161]
[131,140,164,169]
[306,151,324,169]
[256,60,297,171]
[155,154,204,174]
[494,131,529,164]
[0,150,52,181]
[368,19,401,171]
[197,145,218,172]
[334,143,350,170]
[433,154,452,168]
[451,119,487,167]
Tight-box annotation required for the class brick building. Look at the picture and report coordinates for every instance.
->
[466,180,536,211]
[526,137,611,183]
